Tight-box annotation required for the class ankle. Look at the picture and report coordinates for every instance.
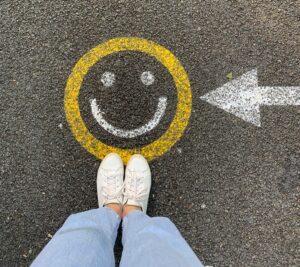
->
[122,205,142,218]
[105,203,123,217]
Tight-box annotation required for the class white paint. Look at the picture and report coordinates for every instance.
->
[101,71,115,87]
[141,71,155,86]
[90,96,167,138]
[200,69,300,127]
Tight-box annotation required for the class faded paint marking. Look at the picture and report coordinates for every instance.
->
[64,37,192,164]
[90,96,167,138]
[201,69,300,127]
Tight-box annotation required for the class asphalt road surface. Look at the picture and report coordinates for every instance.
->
[1,1,299,266]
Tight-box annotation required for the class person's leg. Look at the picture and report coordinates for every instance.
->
[31,153,125,267]
[120,154,203,267]
[31,207,120,267]
[120,210,203,267]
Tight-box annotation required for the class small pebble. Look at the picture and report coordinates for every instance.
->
[47,233,53,238]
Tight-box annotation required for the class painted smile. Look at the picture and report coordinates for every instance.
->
[89,70,169,138]
[90,96,167,138]
[64,37,192,162]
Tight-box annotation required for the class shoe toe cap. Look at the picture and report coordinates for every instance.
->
[100,153,123,170]
[127,154,150,173]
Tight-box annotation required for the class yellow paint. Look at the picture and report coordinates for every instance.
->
[64,37,192,164]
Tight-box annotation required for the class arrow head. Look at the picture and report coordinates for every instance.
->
[200,69,262,127]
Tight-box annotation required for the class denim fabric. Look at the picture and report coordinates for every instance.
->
[121,210,203,267]
[31,208,203,267]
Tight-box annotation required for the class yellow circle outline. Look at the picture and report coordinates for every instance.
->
[64,37,192,164]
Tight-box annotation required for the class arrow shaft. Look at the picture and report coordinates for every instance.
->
[259,86,300,106]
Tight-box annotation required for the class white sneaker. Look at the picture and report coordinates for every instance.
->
[123,154,151,213]
[97,153,124,207]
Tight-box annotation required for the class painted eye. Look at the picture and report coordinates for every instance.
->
[101,71,115,87]
[141,71,155,86]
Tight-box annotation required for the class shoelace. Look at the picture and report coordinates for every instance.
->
[102,172,123,201]
[123,171,148,202]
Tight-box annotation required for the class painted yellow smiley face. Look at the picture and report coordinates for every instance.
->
[64,37,192,164]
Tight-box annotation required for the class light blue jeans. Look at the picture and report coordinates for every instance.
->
[31,208,203,267]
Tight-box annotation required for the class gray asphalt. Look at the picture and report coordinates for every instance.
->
[1,1,299,266]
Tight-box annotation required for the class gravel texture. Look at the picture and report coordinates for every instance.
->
[0,1,299,266]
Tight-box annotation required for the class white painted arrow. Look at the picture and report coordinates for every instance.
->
[200,69,300,127]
